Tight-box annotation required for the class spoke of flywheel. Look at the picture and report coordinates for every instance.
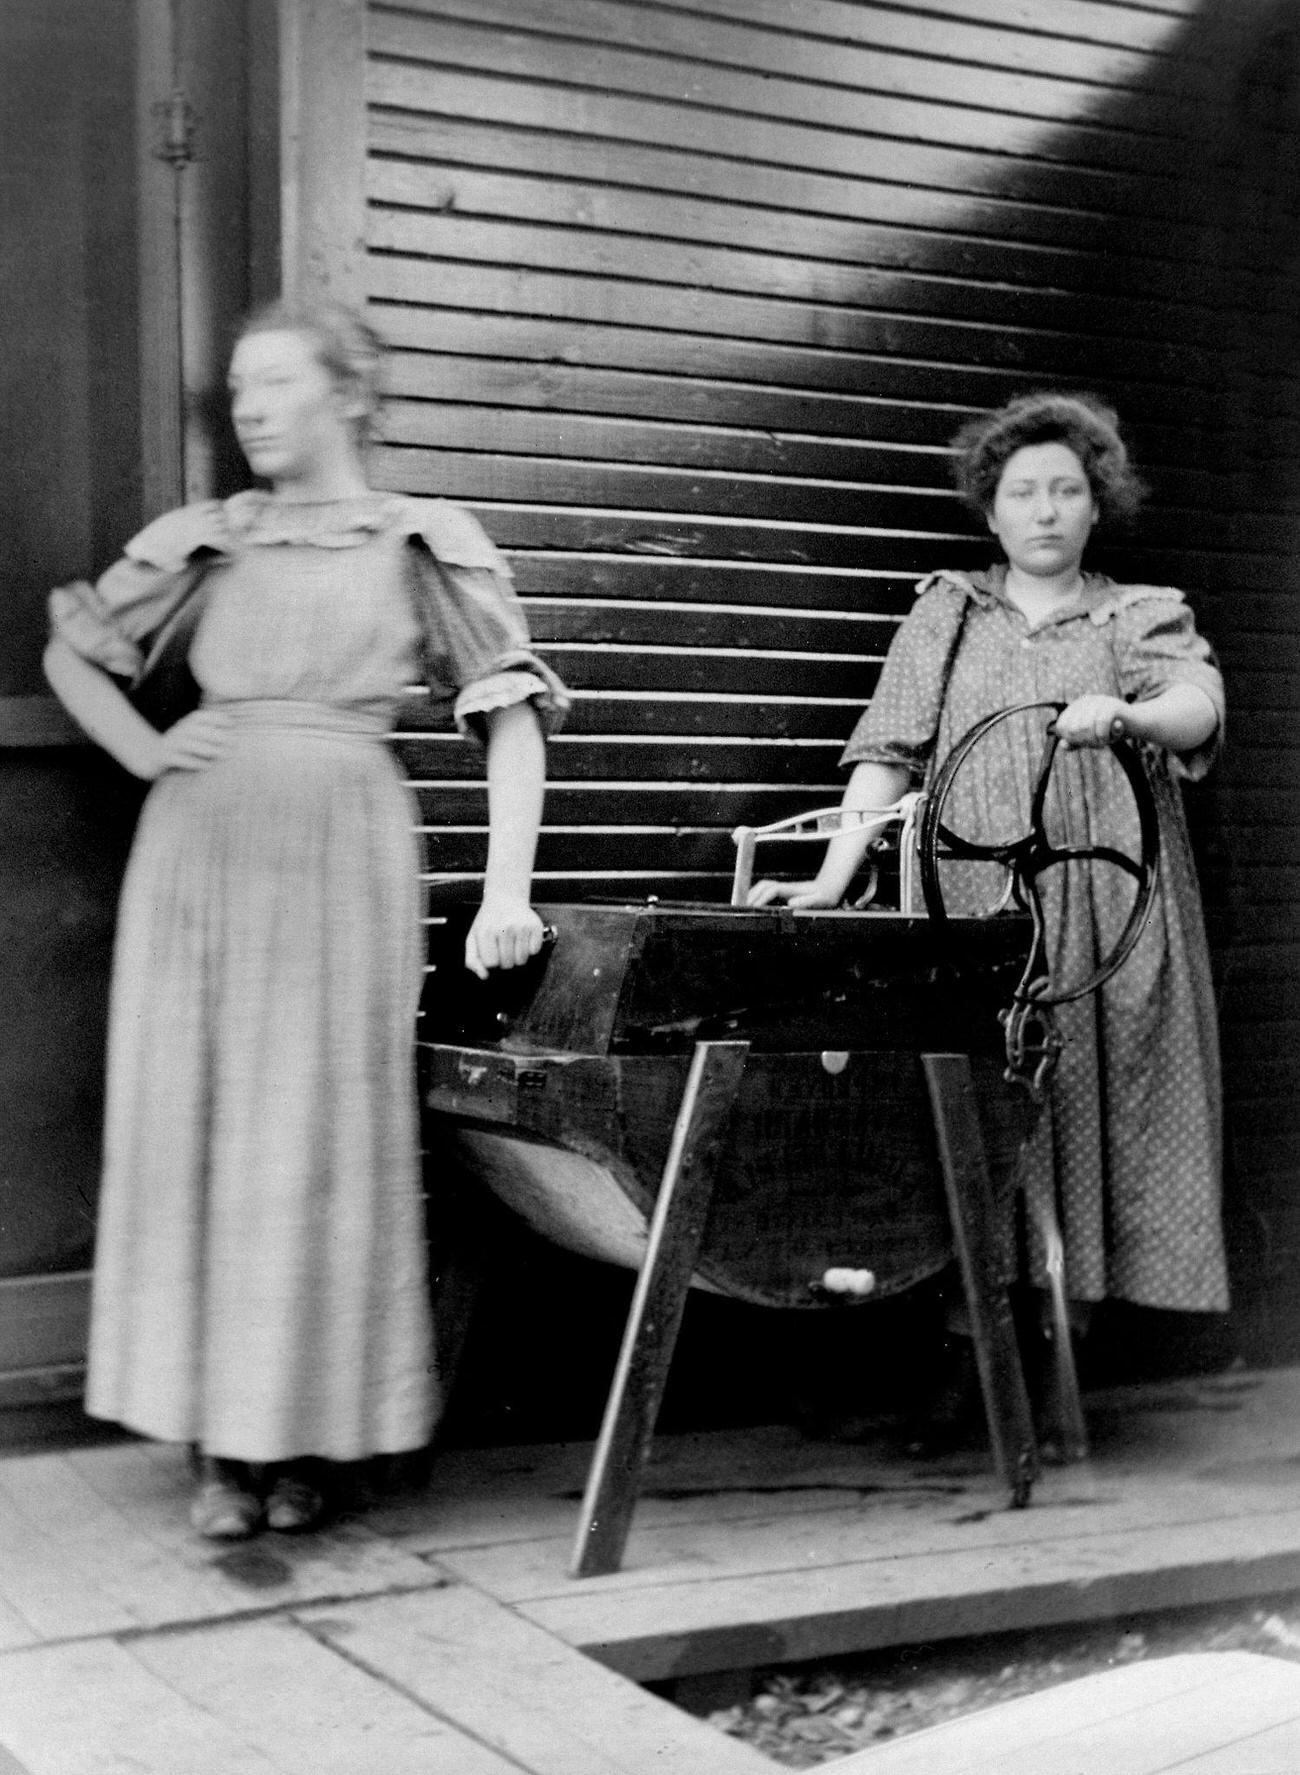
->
[936,824,1023,863]
[1029,843,1143,879]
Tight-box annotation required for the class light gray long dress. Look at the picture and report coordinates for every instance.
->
[53,492,564,1462]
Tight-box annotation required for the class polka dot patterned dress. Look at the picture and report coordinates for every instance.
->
[844,565,1228,1312]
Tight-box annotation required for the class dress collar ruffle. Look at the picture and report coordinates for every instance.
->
[222,489,407,550]
[921,562,1125,628]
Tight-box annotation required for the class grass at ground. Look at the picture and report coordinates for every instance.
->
[697,1593,1300,1767]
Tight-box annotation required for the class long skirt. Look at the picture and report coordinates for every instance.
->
[85,704,437,1462]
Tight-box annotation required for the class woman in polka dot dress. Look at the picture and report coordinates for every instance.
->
[750,392,1227,1445]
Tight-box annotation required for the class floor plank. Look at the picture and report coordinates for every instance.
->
[1186,1717,1300,1773]
[829,1652,1300,1774]
[0,1638,286,1775]
[385,1371,1293,1573]
[5,1371,1300,1772]
[0,1469,136,1643]
[0,1452,249,1634]
[362,1424,932,1550]
[50,1440,443,1631]
[131,1615,521,1775]
[513,1504,1300,1679]
[296,1583,771,1775]
[0,1619,524,1775]
[434,1462,1300,1602]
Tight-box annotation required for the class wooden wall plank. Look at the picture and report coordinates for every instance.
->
[367,253,1211,384]
[380,401,957,489]
[366,204,1228,346]
[366,83,1220,240]
[521,603,898,655]
[371,298,1230,428]
[377,450,1300,557]
[368,109,1235,263]
[368,8,1207,166]
[368,158,1233,312]
[527,653,878,699]
[367,61,1211,224]
[381,355,1281,494]
[411,786,844,825]
[383,0,1184,93]
[652,0,1201,54]
[398,684,866,737]
[398,735,847,784]
[360,0,1300,1358]
[511,560,927,613]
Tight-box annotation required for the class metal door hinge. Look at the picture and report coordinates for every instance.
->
[152,89,197,167]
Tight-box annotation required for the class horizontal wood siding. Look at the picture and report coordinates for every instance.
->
[361,0,1300,1353]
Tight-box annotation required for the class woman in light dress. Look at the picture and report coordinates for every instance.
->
[45,301,567,1537]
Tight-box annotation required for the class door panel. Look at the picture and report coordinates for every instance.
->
[0,0,248,1400]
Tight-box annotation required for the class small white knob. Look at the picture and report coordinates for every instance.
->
[821,1267,876,1296]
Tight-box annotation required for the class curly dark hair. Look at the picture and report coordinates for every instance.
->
[950,392,1146,529]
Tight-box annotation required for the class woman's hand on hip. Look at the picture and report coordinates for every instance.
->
[151,709,233,777]
[1053,694,1129,749]
[465,896,545,978]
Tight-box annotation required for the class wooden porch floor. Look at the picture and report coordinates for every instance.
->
[2,1366,1300,1771]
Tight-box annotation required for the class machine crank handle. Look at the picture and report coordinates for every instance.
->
[730,793,924,908]
[1047,710,1130,745]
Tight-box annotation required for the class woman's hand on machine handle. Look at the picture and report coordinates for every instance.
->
[747,878,842,909]
[472,702,546,976]
[465,895,545,979]
[1053,694,1131,749]
[745,763,910,911]
[1056,686,1218,754]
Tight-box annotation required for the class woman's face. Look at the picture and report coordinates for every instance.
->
[228,328,359,484]
[987,440,1097,579]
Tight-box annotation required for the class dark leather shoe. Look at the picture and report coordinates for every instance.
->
[265,1462,327,1532]
[190,1457,263,1540]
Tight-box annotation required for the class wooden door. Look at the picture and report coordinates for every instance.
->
[0,0,249,1409]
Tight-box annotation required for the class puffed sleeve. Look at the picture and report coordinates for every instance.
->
[48,503,228,679]
[839,573,973,781]
[401,498,569,741]
[1106,586,1225,781]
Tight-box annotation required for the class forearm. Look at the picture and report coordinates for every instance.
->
[481,700,545,900]
[1123,683,1219,753]
[811,761,912,903]
[43,638,164,779]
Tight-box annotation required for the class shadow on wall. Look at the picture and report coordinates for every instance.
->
[881,0,1300,1366]
[445,1,1300,1440]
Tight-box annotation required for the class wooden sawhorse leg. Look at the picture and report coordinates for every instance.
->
[922,1052,1039,1508]
[570,1039,750,1578]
